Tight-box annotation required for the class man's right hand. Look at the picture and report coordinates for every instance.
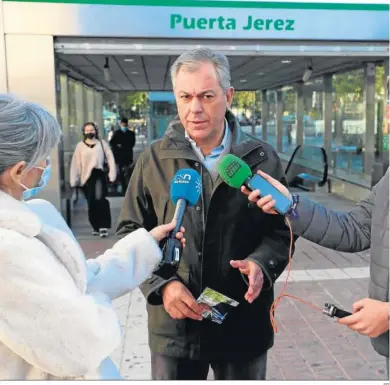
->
[162,281,205,321]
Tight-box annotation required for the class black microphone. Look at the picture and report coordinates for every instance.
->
[323,303,352,318]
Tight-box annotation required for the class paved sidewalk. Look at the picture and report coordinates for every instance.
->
[71,193,388,381]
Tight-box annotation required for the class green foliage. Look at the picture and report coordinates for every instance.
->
[333,69,364,102]
[332,65,386,118]
[375,65,385,100]
[283,88,296,115]
[231,90,262,115]
[232,91,255,110]
[119,92,148,111]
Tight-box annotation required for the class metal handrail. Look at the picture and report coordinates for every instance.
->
[285,145,328,187]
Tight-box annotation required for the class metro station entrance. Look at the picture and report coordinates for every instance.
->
[55,38,389,200]
[1,0,388,210]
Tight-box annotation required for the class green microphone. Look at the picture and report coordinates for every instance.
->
[216,154,252,188]
[217,154,293,215]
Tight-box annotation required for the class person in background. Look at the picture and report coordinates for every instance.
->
[110,117,136,194]
[70,122,116,238]
[242,168,389,376]
[107,125,115,142]
[0,93,186,380]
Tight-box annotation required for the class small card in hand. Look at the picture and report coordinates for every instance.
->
[197,287,239,324]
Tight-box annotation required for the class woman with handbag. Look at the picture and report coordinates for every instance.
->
[70,122,116,237]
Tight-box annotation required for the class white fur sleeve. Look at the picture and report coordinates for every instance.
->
[86,228,162,300]
[0,234,122,378]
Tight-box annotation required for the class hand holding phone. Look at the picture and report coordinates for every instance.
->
[245,172,292,215]
[241,170,292,216]
[216,155,292,216]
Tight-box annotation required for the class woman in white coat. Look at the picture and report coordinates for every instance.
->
[0,94,185,380]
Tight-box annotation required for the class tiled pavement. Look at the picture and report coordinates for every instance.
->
[71,192,388,381]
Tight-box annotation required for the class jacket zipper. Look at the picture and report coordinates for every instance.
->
[199,164,206,359]
[200,164,205,293]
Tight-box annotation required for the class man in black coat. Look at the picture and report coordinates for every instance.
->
[110,117,135,193]
[116,48,293,380]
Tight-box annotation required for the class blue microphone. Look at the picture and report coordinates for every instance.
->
[153,169,202,280]
[170,168,202,237]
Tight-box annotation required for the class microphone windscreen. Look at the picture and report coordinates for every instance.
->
[170,168,202,206]
[217,154,251,189]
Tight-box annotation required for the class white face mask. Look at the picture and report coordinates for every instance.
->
[20,157,51,201]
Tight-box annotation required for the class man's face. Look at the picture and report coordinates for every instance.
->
[174,62,234,144]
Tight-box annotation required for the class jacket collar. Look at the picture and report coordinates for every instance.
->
[0,190,42,237]
[160,110,265,165]
[0,190,87,293]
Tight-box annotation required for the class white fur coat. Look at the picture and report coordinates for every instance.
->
[0,191,162,380]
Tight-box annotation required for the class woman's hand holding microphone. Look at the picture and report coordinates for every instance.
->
[150,220,186,246]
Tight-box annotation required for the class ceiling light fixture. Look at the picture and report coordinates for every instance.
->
[103,57,110,81]
[258,72,265,76]
[124,58,134,62]
[131,71,139,75]
[281,60,291,64]
[240,79,247,83]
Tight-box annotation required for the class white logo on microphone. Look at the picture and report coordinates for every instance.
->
[174,174,191,184]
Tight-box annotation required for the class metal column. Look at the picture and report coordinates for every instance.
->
[95,91,104,135]
[323,74,333,160]
[276,90,283,152]
[363,63,376,176]
[382,60,389,167]
[251,91,256,136]
[261,90,268,142]
[295,82,304,147]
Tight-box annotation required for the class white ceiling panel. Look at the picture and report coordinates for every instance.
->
[56,38,387,92]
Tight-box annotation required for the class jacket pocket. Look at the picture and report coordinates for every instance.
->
[156,198,169,225]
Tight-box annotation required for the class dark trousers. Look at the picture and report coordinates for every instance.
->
[118,163,133,194]
[151,352,267,380]
[81,168,111,231]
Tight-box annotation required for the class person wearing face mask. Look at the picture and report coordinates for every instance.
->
[0,93,186,380]
[70,122,116,237]
[110,117,136,194]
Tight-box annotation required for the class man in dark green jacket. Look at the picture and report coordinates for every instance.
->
[116,48,294,380]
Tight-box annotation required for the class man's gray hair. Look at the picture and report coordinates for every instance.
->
[0,94,61,175]
[170,48,231,91]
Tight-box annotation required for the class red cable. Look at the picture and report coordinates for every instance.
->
[270,217,323,333]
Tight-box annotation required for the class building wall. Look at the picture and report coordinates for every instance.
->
[2,0,388,41]
[0,0,7,92]
[5,34,62,210]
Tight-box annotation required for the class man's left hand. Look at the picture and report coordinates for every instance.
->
[338,298,389,338]
[230,260,264,303]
